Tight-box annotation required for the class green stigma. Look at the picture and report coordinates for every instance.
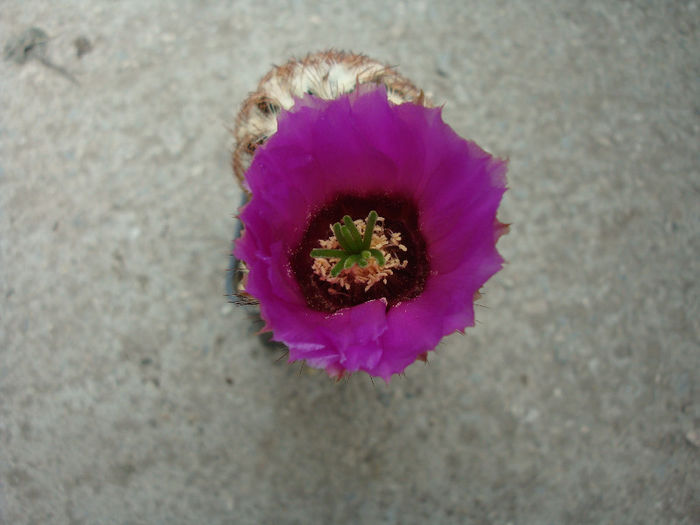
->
[310,210,386,277]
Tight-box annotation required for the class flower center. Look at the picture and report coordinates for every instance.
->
[309,210,409,292]
[290,194,429,313]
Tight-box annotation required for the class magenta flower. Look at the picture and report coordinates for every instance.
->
[234,84,507,382]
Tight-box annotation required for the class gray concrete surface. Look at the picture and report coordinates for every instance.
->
[1,1,698,524]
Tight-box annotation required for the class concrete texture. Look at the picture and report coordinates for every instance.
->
[1,1,698,524]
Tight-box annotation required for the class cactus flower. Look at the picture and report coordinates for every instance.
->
[233,54,507,381]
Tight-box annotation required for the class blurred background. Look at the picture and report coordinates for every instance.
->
[1,1,698,524]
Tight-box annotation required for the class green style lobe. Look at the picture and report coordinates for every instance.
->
[310,249,346,258]
[344,254,361,269]
[332,223,350,251]
[362,210,378,249]
[343,216,363,249]
[330,257,347,277]
[340,225,358,251]
[369,249,385,267]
